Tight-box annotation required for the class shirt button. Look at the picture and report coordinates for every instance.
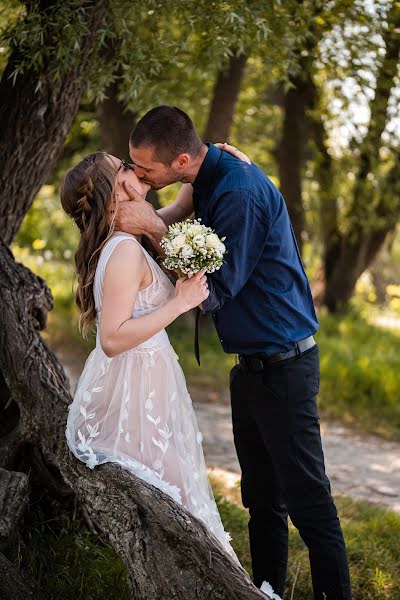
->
[220,339,224,343]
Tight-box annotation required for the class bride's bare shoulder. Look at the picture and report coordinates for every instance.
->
[104,237,146,276]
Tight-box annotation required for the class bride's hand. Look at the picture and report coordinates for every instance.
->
[215,142,251,164]
[174,270,209,313]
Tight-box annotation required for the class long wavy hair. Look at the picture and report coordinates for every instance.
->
[61,152,116,337]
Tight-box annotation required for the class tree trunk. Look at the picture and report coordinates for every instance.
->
[97,81,160,208]
[97,81,138,161]
[323,1,400,311]
[308,112,340,305]
[275,74,317,253]
[323,158,400,311]
[0,241,268,600]
[203,53,248,143]
[0,0,107,245]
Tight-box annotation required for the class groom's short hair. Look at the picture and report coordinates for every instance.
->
[130,106,203,165]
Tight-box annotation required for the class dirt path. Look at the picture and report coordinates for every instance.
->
[58,348,400,513]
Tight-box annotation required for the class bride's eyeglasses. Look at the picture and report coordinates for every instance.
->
[118,159,134,172]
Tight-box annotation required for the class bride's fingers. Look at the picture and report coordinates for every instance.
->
[215,142,251,165]
[194,268,206,278]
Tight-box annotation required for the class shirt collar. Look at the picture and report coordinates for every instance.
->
[193,143,222,194]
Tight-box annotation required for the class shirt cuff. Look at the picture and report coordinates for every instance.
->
[201,282,220,315]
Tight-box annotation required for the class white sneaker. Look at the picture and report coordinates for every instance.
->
[260,580,283,600]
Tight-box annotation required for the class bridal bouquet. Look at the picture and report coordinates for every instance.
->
[160,219,226,276]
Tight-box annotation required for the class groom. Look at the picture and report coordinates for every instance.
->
[117,105,352,600]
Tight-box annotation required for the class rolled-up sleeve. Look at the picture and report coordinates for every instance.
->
[202,188,270,314]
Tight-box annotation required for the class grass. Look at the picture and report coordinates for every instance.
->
[21,475,400,600]
[23,515,131,600]
[316,311,400,439]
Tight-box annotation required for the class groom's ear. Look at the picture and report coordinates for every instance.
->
[173,153,190,170]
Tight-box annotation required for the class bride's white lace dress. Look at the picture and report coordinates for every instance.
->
[66,232,236,558]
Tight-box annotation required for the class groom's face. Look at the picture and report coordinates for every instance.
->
[129,144,185,190]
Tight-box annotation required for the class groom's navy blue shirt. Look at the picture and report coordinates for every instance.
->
[193,143,318,356]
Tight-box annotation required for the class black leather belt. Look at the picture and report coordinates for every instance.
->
[239,335,316,372]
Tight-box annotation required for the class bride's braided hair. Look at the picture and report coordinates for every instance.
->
[61,152,117,337]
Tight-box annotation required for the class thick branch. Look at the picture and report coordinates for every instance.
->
[203,53,248,143]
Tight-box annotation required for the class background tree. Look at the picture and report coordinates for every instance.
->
[203,52,248,142]
[321,0,400,310]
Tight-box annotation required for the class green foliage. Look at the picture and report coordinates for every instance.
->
[2,0,109,89]
[0,0,288,105]
[50,107,101,187]
[14,185,79,262]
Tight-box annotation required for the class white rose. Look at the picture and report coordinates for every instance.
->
[205,233,221,249]
[190,224,204,235]
[171,233,187,249]
[193,234,205,247]
[181,244,194,258]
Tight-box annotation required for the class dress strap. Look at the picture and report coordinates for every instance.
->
[94,233,141,310]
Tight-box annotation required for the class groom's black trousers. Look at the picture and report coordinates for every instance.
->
[230,345,352,600]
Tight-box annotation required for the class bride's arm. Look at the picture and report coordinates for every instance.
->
[99,241,208,358]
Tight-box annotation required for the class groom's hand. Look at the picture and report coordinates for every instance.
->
[115,182,167,251]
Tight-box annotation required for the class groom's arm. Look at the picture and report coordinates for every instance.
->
[201,189,270,314]
[157,183,194,226]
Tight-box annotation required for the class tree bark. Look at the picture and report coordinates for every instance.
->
[0,241,268,598]
[0,0,108,245]
[203,53,248,143]
[323,1,400,311]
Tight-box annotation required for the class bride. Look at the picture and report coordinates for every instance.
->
[61,150,238,559]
